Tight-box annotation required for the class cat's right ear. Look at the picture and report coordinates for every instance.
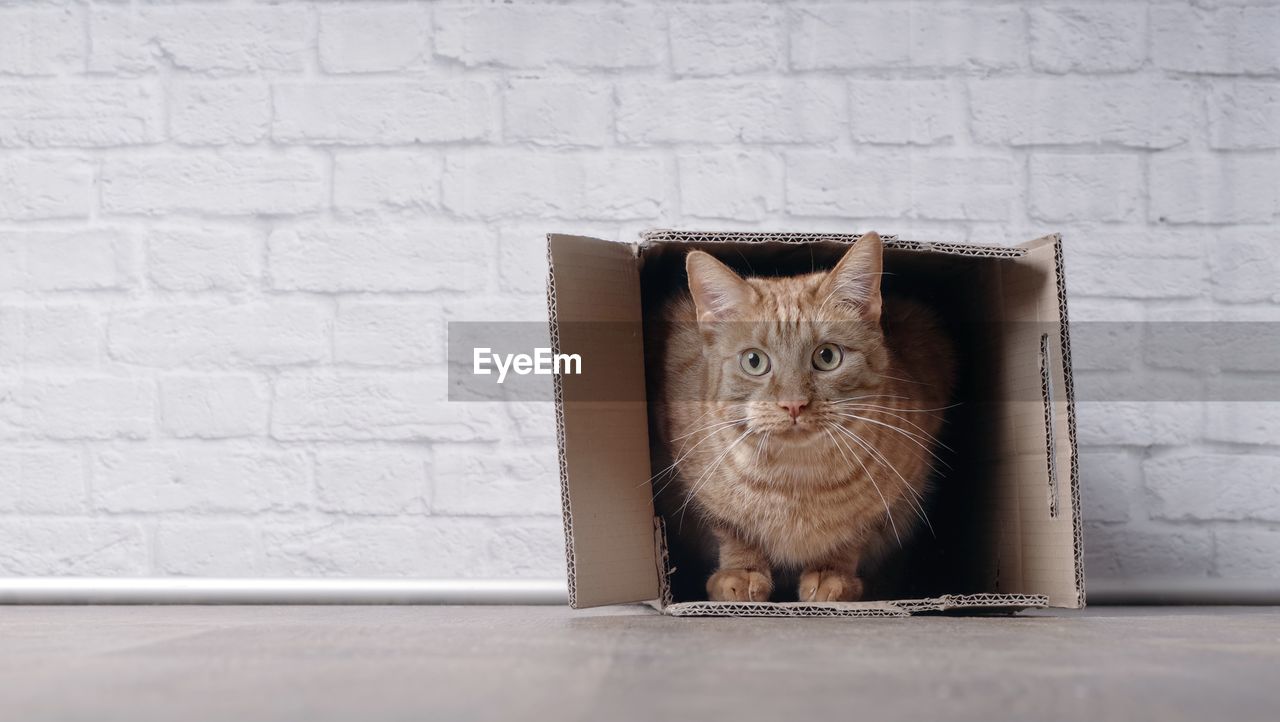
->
[821,231,883,321]
[686,251,754,325]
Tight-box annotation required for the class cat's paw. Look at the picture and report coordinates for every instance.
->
[706,569,773,602]
[798,570,864,602]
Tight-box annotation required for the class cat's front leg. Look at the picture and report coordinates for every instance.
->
[706,527,773,602]
[798,549,864,602]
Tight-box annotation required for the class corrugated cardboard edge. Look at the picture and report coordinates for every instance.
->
[639,229,1026,259]
[544,235,577,608]
[1039,333,1061,519]
[1051,234,1086,606]
[664,593,1049,618]
[654,516,674,608]
[1011,232,1084,608]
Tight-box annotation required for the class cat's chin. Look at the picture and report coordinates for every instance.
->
[758,424,824,442]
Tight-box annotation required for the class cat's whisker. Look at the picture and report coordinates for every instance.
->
[831,426,908,491]
[839,405,956,450]
[679,401,747,429]
[823,425,902,547]
[665,418,750,462]
[829,394,910,404]
[838,400,961,414]
[753,430,771,467]
[653,433,750,498]
[676,429,752,531]
[833,407,951,447]
[646,428,733,495]
[831,424,934,538]
[833,412,953,469]
[669,414,750,442]
[667,412,752,462]
[641,415,752,494]
[654,419,751,489]
[834,411,941,445]
[834,396,962,414]
[678,429,750,507]
[669,403,744,434]
[877,373,932,386]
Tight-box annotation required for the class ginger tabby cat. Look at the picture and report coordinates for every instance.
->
[651,233,955,603]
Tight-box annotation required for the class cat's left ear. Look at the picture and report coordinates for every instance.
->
[821,231,883,321]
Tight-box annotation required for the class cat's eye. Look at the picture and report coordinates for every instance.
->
[812,343,843,371]
[739,348,771,376]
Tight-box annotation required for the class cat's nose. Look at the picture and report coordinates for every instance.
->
[778,399,808,421]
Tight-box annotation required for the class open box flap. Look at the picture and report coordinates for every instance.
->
[991,234,1083,608]
[546,234,659,608]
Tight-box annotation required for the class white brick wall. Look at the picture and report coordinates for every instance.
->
[0,0,1277,586]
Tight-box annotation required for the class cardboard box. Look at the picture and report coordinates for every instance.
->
[545,230,1082,617]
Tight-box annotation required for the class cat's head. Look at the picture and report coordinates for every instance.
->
[685,232,889,438]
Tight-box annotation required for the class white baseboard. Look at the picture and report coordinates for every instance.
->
[1086,577,1280,606]
[0,578,569,605]
[0,577,1274,605]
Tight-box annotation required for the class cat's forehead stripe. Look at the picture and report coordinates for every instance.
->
[759,282,820,338]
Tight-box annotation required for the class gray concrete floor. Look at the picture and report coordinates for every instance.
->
[0,606,1278,722]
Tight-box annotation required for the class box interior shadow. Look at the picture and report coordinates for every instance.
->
[641,240,1011,604]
